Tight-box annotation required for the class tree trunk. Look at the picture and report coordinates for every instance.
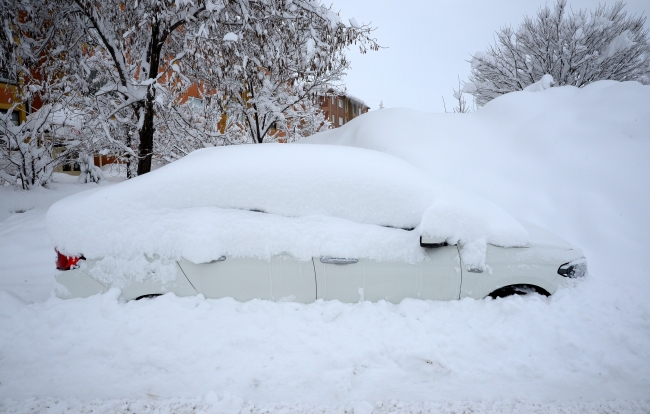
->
[136,96,155,176]
[136,20,161,176]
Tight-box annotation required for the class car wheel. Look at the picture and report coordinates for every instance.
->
[488,284,550,299]
[135,294,163,300]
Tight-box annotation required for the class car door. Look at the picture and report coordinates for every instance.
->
[178,254,316,303]
[313,246,461,303]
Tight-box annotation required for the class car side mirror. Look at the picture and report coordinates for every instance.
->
[420,235,449,248]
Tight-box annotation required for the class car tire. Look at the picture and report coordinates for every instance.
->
[135,294,163,300]
[488,284,550,299]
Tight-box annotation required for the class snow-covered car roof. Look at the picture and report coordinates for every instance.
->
[47,144,527,268]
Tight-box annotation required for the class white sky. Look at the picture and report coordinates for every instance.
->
[337,0,649,112]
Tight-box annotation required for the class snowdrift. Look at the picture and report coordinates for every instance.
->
[303,80,650,287]
[5,82,650,408]
[46,144,527,268]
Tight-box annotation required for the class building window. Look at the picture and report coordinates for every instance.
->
[338,99,343,108]
[189,97,203,112]
[331,96,335,105]
[0,109,20,126]
[61,151,81,172]
[0,70,16,84]
[339,117,343,126]
[331,115,335,124]
[62,162,81,172]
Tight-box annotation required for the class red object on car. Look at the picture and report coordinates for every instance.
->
[55,249,85,270]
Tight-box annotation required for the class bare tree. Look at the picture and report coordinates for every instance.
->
[464,0,650,106]
[445,77,472,113]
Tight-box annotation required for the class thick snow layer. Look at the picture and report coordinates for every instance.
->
[303,80,650,290]
[0,173,105,222]
[0,176,115,302]
[47,144,526,270]
[0,288,649,406]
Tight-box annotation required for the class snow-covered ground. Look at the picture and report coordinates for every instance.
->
[2,81,650,413]
[0,172,124,303]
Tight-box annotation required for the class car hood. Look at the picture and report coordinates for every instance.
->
[519,220,576,250]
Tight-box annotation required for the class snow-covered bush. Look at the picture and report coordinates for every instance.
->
[0,109,54,189]
[464,0,650,106]
[283,98,333,143]
[0,105,85,190]
[0,1,118,188]
[77,156,105,184]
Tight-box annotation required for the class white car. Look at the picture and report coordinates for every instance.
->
[49,144,586,302]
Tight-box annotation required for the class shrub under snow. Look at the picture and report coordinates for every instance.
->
[464,0,650,106]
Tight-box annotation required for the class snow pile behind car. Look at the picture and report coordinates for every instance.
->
[46,144,527,274]
[303,80,650,289]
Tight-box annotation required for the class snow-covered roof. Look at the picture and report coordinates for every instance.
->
[344,93,367,107]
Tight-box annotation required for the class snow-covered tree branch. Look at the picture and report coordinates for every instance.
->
[2,0,378,179]
[177,1,377,145]
[0,1,99,188]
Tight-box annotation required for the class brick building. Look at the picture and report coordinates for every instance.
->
[0,70,26,128]
[320,93,370,128]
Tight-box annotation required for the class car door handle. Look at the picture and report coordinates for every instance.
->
[208,256,226,264]
[320,257,358,265]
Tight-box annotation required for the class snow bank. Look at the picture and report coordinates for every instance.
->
[0,178,120,303]
[0,289,27,316]
[303,80,650,288]
[0,289,648,404]
[0,174,102,222]
[47,144,527,269]
[523,74,555,92]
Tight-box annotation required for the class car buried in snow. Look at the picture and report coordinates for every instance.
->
[48,144,586,302]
